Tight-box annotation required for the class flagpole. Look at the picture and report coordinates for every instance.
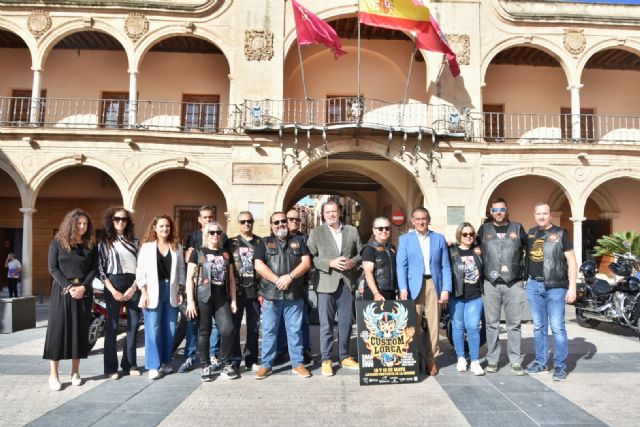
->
[356,1,361,100]
[403,42,417,104]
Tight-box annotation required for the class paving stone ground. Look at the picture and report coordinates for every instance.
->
[1,290,639,426]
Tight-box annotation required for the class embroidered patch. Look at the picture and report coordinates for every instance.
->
[290,242,299,249]
[509,232,517,239]
[223,252,230,260]
[267,242,277,249]
[549,233,559,242]
[376,246,385,252]
[490,270,499,279]
[485,233,494,240]
[473,247,482,255]
[500,265,509,273]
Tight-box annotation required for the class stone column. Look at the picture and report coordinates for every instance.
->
[568,84,583,141]
[19,208,36,296]
[571,216,585,267]
[128,71,138,128]
[29,69,42,125]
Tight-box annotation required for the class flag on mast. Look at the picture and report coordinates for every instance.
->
[416,15,461,77]
[291,0,347,59]
[359,0,431,33]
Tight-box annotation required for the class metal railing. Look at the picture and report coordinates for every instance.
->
[0,96,243,133]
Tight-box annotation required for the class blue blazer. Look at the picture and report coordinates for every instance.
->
[396,230,452,300]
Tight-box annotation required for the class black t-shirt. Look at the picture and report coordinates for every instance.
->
[188,247,229,294]
[527,227,573,279]
[157,248,172,281]
[457,247,482,300]
[361,244,377,264]
[224,235,261,299]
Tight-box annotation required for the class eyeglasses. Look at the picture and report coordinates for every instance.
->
[113,216,128,223]
[272,219,287,225]
[239,219,254,225]
[287,217,301,222]
[208,230,223,236]
[491,207,507,213]
[374,226,390,232]
[461,232,475,238]
[412,217,428,222]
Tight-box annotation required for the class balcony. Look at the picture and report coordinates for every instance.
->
[2,96,640,145]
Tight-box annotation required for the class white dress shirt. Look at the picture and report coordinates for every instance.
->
[416,230,431,275]
[329,223,343,253]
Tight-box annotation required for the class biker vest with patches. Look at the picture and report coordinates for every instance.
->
[367,240,397,292]
[449,244,484,298]
[481,221,524,284]
[259,234,305,301]
[527,225,569,289]
[227,235,260,288]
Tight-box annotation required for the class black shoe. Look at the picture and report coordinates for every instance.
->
[274,351,290,366]
[221,364,239,380]
[303,350,313,365]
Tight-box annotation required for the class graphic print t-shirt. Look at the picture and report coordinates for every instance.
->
[189,247,229,292]
[527,228,572,279]
[457,247,481,300]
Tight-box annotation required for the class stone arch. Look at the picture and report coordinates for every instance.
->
[133,26,233,75]
[276,137,427,212]
[580,168,640,211]
[0,20,38,66]
[481,36,574,87]
[128,159,231,209]
[35,20,134,71]
[576,38,640,83]
[550,186,618,216]
[0,159,29,207]
[28,157,130,209]
[479,166,576,219]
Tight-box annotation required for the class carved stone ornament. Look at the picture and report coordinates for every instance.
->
[446,34,470,65]
[564,29,586,55]
[124,13,149,43]
[28,10,52,40]
[244,30,274,61]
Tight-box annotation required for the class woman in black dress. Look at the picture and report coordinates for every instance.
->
[43,209,98,391]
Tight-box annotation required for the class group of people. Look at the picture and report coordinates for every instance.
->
[42,196,577,391]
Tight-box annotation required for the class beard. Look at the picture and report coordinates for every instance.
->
[275,228,288,239]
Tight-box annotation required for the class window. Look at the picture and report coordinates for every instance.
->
[9,89,46,126]
[100,91,130,128]
[560,107,594,141]
[326,95,362,124]
[181,94,220,131]
[482,104,505,141]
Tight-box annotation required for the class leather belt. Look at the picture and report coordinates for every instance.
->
[529,276,545,282]
[423,274,432,280]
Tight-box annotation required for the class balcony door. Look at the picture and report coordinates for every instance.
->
[9,89,46,126]
[100,91,130,128]
[181,94,220,131]
[560,107,595,141]
[482,104,505,141]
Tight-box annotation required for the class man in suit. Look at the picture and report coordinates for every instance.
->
[307,199,362,377]
[397,207,452,376]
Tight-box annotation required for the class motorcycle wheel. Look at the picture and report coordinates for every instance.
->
[172,305,187,353]
[88,315,105,351]
[575,308,600,328]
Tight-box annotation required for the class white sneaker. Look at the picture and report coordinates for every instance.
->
[456,357,467,372]
[49,376,62,391]
[160,363,173,374]
[470,361,485,376]
[71,373,82,386]
[148,369,161,380]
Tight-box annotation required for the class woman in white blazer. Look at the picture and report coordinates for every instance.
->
[136,214,185,380]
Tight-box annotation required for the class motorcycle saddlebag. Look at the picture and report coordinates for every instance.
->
[575,281,587,303]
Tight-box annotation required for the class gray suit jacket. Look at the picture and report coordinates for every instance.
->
[307,223,362,293]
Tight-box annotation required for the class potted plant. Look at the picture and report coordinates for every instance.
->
[593,231,640,276]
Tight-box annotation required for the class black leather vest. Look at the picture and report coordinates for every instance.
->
[527,225,569,288]
[481,221,524,284]
[367,240,397,292]
[259,234,305,300]
[449,244,484,298]
[195,249,229,303]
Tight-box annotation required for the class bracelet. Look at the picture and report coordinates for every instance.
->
[273,276,279,283]
[289,272,296,280]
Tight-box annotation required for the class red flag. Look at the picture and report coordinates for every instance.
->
[416,17,460,77]
[291,0,347,59]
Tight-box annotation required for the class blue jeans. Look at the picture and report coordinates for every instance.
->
[450,296,483,361]
[526,279,568,369]
[184,317,219,362]
[143,279,177,369]
[277,287,310,353]
[261,299,304,368]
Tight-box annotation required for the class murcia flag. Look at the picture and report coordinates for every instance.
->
[416,17,461,77]
[359,0,431,33]
[291,0,347,59]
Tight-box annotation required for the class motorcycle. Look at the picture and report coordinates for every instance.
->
[88,278,187,351]
[574,245,640,338]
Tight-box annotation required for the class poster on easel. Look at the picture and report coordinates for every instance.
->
[355,299,419,386]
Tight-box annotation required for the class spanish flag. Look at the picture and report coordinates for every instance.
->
[359,0,431,33]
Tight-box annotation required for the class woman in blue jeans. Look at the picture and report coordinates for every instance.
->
[448,222,485,376]
[136,215,185,380]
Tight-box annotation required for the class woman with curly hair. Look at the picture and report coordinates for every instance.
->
[98,206,141,379]
[44,208,98,391]
[136,214,185,380]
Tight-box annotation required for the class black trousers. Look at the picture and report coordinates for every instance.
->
[7,278,19,298]
[231,291,261,366]
[104,273,141,374]
[197,291,234,367]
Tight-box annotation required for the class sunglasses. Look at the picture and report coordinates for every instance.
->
[374,226,391,232]
[491,207,507,213]
[287,217,301,222]
[239,219,254,225]
[272,219,287,225]
[113,216,128,222]
[461,232,475,238]
[208,230,223,236]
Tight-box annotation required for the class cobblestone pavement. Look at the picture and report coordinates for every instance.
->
[1,292,639,426]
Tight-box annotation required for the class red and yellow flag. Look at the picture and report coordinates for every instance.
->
[359,0,431,33]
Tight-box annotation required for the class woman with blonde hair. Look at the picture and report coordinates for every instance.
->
[136,214,185,380]
[449,222,485,376]
[44,208,98,391]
